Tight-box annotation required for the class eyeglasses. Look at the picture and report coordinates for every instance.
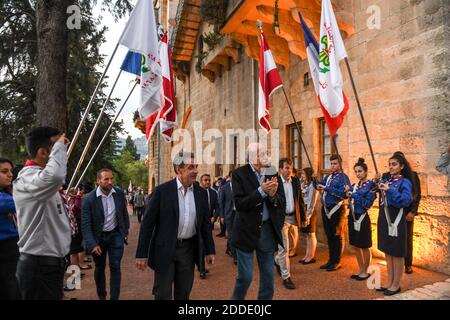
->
[0,168,12,175]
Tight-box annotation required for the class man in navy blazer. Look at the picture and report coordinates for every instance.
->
[81,168,130,300]
[218,172,237,263]
[135,152,215,300]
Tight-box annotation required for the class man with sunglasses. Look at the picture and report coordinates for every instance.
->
[13,127,72,300]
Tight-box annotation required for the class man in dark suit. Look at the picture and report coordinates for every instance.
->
[198,173,218,279]
[274,158,306,289]
[81,168,130,300]
[231,143,285,300]
[382,151,421,274]
[218,171,237,264]
[135,152,215,300]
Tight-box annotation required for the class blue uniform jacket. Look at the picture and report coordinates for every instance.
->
[315,172,351,208]
[0,191,18,240]
[379,177,413,209]
[349,180,376,218]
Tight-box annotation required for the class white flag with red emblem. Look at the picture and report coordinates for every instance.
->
[258,33,283,134]
[146,32,177,141]
[317,0,349,136]
[119,0,162,119]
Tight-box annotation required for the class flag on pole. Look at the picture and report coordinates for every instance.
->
[146,32,177,141]
[119,0,162,119]
[299,11,349,138]
[315,0,349,137]
[128,180,133,193]
[258,32,283,134]
[120,51,142,76]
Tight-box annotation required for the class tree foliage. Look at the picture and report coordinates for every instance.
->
[0,0,135,186]
[113,149,148,191]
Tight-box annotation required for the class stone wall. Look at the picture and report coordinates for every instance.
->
[152,0,450,274]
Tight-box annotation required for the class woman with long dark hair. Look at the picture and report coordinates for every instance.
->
[376,154,413,296]
[298,167,318,264]
[345,158,376,281]
[0,158,20,299]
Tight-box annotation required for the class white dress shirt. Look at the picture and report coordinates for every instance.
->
[176,177,197,239]
[281,176,295,214]
[96,187,117,232]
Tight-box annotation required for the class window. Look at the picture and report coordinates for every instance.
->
[319,118,337,176]
[215,137,223,178]
[229,135,238,172]
[286,122,302,171]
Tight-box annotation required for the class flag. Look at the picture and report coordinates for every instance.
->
[299,11,349,138]
[258,32,283,134]
[146,32,177,141]
[316,0,349,136]
[120,51,142,76]
[119,0,162,119]
[128,180,133,193]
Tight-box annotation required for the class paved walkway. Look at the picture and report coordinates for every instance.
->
[64,213,449,300]
[379,279,450,300]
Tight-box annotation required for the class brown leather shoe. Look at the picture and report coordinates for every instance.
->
[283,277,296,290]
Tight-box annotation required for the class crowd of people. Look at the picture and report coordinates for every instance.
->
[0,126,447,300]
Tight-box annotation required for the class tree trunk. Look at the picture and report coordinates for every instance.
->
[35,0,71,132]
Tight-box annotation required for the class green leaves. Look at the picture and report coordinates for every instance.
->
[319,35,330,73]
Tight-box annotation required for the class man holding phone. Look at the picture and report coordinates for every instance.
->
[230,142,285,300]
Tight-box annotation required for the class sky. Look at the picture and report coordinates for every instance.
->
[93,3,143,139]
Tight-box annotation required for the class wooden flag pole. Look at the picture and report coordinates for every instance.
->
[281,87,314,170]
[344,57,379,174]
[256,20,314,171]
[330,135,351,189]
[66,70,123,193]
[74,81,138,190]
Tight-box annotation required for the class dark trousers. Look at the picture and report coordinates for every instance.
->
[93,229,124,300]
[405,220,414,268]
[322,206,346,265]
[231,221,276,300]
[199,222,214,274]
[153,236,196,300]
[136,206,144,223]
[16,253,65,300]
[0,237,20,300]
[226,211,236,259]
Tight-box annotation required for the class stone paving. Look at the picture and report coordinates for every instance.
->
[65,213,449,300]
[379,279,450,300]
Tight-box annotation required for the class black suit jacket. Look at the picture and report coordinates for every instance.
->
[206,188,219,219]
[81,187,130,252]
[382,171,421,214]
[231,164,285,252]
[277,175,306,226]
[135,178,215,273]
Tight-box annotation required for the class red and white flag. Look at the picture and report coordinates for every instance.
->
[146,32,177,141]
[258,33,283,134]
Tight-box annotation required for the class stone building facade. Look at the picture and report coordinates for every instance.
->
[148,0,449,274]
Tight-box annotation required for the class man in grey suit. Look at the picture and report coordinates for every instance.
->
[219,171,237,264]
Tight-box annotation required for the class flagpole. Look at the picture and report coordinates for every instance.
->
[67,42,120,159]
[280,87,314,170]
[73,82,138,190]
[66,70,123,193]
[344,57,379,173]
[255,20,314,171]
